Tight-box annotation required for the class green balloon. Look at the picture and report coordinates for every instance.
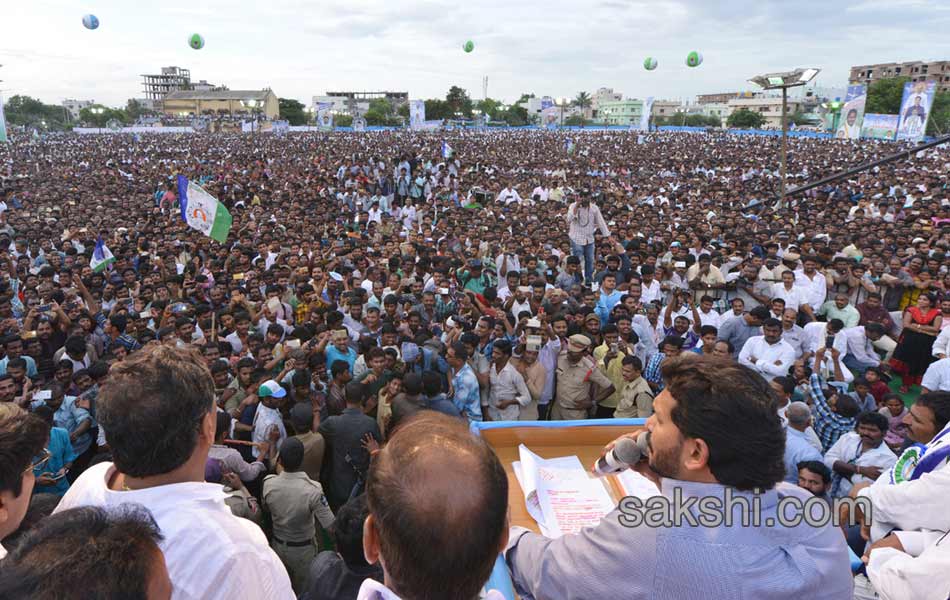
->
[463,40,474,53]
[686,51,703,67]
[643,57,658,71]
[189,33,205,50]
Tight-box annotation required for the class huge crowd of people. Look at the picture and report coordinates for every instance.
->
[0,128,949,599]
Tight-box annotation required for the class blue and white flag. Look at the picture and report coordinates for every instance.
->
[565,138,575,155]
[442,141,453,159]
[91,237,115,273]
[177,175,233,243]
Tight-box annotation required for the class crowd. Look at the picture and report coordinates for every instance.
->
[0,128,949,599]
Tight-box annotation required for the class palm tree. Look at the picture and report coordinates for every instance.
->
[573,91,592,110]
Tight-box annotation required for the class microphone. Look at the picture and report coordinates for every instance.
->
[593,431,650,477]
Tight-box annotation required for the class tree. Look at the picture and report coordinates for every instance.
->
[445,86,473,118]
[727,109,766,129]
[278,98,307,125]
[78,104,127,127]
[425,99,452,121]
[504,105,529,126]
[125,99,149,122]
[564,115,590,126]
[866,76,909,115]
[476,98,503,120]
[335,114,354,127]
[397,103,410,119]
[573,91,592,111]
[926,90,950,136]
[784,111,811,127]
[3,95,69,130]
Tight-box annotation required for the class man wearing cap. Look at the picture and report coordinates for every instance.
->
[253,380,288,459]
[552,334,615,420]
[458,259,491,295]
[262,437,335,593]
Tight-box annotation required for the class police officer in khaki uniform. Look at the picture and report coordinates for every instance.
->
[262,437,335,593]
[551,334,615,420]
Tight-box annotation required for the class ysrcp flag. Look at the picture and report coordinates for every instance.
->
[0,93,8,143]
[316,102,334,131]
[177,175,232,243]
[639,97,654,132]
[442,141,454,159]
[90,237,116,273]
[409,100,425,130]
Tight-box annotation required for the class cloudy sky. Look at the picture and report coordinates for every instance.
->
[2,0,949,108]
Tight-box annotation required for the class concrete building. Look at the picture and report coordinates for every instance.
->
[313,91,408,115]
[850,60,950,93]
[162,89,279,119]
[701,103,732,121]
[651,100,683,118]
[726,96,805,128]
[141,66,191,104]
[62,99,94,120]
[590,87,623,118]
[598,99,643,126]
[697,92,737,105]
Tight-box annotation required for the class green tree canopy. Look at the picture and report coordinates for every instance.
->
[866,76,910,115]
[425,99,452,121]
[926,90,949,136]
[727,109,766,129]
[3,95,69,129]
[445,86,473,117]
[278,98,307,125]
[78,105,127,127]
[573,91,591,109]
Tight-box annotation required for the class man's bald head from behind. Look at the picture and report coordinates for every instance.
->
[363,412,509,600]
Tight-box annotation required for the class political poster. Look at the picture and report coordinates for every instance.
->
[541,106,560,128]
[409,100,425,130]
[316,102,334,131]
[540,97,555,111]
[0,93,9,143]
[638,97,654,132]
[352,116,366,132]
[835,84,866,140]
[861,114,899,141]
[896,81,935,142]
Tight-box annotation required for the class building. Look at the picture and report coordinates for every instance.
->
[62,99,94,120]
[313,91,408,115]
[850,60,950,93]
[598,99,643,126]
[726,96,805,128]
[651,100,683,118]
[696,92,738,105]
[162,89,279,119]
[700,103,732,121]
[141,66,191,104]
[590,87,623,118]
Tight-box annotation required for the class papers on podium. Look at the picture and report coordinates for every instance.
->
[512,444,617,538]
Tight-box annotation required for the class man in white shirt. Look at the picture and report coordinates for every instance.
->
[253,380,289,458]
[55,345,294,599]
[922,358,950,393]
[738,318,796,381]
[823,411,896,498]
[496,184,522,205]
[841,324,886,376]
[795,256,827,315]
[694,295,723,329]
[566,190,610,285]
[772,270,808,314]
[488,340,532,421]
[361,412,509,600]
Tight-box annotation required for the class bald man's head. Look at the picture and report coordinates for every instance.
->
[786,401,812,431]
[364,412,508,600]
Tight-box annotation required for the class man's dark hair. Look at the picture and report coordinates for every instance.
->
[7,357,26,372]
[835,393,860,418]
[449,342,469,362]
[331,360,350,378]
[772,375,796,396]
[0,405,47,497]
[749,306,771,321]
[64,336,86,356]
[0,505,164,600]
[278,437,305,471]
[366,412,508,600]
[797,460,832,484]
[917,392,950,434]
[856,411,888,434]
[827,318,844,333]
[108,314,128,334]
[344,380,365,406]
[402,372,424,396]
[331,494,375,568]
[621,355,643,371]
[98,345,215,478]
[660,355,785,490]
[762,318,782,329]
[421,371,442,397]
[699,325,718,337]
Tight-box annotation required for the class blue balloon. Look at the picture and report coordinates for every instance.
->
[82,14,99,30]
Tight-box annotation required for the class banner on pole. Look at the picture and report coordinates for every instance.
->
[896,81,935,142]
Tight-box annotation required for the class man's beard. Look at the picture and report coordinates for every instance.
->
[648,440,682,481]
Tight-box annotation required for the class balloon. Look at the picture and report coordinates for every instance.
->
[686,51,703,68]
[643,57,658,71]
[82,14,99,30]
[463,40,474,53]
[189,33,205,50]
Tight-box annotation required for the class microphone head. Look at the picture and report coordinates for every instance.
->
[636,430,651,458]
[613,436,642,465]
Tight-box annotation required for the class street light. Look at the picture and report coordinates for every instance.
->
[555,97,569,128]
[822,98,843,133]
[748,68,820,206]
[91,106,105,133]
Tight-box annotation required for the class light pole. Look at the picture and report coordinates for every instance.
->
[749,68,820,207]
[555,97,569,128]
[472,108,482,128]
[91,106,104,133]
[822,98,843,133]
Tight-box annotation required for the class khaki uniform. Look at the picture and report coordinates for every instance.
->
[262,471,335,592]
[552,354,613,420]
[614,376,655,419]
[293,431,326,483]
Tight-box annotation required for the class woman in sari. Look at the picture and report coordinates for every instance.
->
[890,293,943,393]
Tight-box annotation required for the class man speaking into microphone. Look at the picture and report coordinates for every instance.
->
[505,355,853,599]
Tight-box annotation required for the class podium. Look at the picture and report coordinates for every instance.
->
[472,418,647,599]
